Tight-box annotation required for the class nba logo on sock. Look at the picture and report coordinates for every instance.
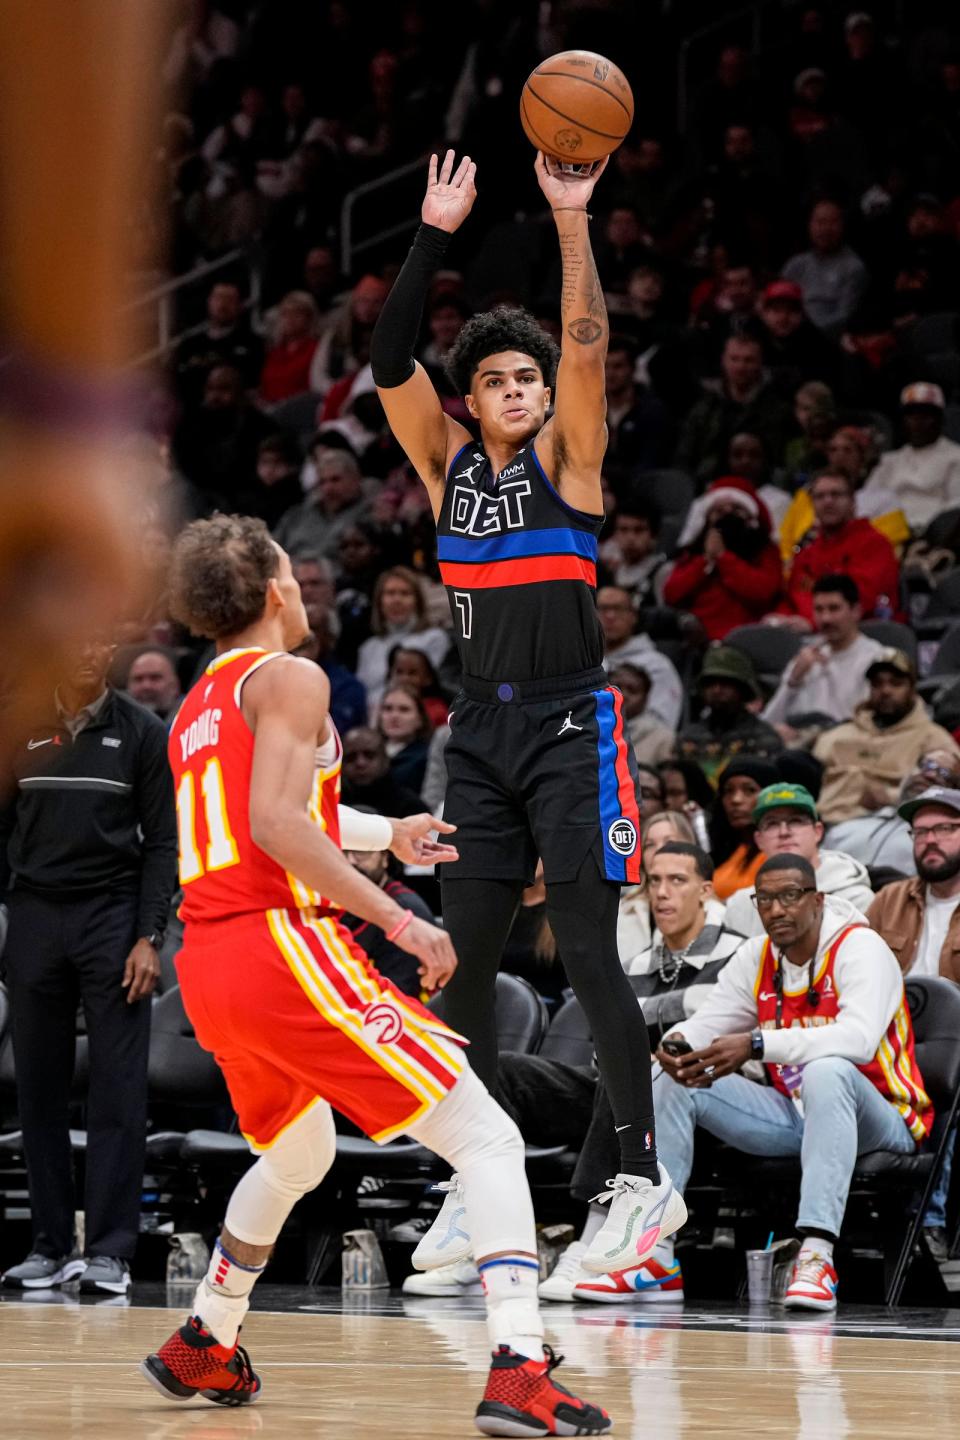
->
[644,1131,653,1151]
[607,818,637,855]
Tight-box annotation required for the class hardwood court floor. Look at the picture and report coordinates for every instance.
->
[3,1289,960,1439]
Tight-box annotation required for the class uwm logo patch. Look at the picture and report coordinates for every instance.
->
[449,452,531,535]
[362,1001,404,1045]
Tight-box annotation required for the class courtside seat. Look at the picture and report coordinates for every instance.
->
[690,977,960,1305]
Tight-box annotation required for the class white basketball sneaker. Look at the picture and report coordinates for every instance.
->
[538,1241,589,1302]
[581,1165,687,1275]
[402,1259,481,1296]
[411,1176,472,1270]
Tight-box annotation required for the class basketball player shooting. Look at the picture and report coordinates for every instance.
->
[140,516,611,1435]
[370,151,685,1282]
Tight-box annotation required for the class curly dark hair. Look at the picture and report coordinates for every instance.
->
[445,305,560,396]
[169,514,280,640]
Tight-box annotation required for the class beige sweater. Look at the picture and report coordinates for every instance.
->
[812,699,960,824]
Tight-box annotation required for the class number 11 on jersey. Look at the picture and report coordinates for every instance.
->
[176,757,240,884]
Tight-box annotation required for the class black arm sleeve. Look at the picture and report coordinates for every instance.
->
[370,224,451,389]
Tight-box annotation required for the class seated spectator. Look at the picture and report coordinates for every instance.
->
[779,424,908,561]
[827,751,960,876]
[173,364,277,503]
[658,758,716,835]
[604,335,673,471]
[599,497,669,607]
[693,259,759,367]
[259,290,321,404]
[387,646,449,731]
[677,647,783,787]
[124,646,183,724]
[674,335,791,485]
[310,274,389,398]
[663,479,783,641]
[653,854,932,1311]
[724,430,791,535]
[637,764,668,821]
[860,383,960,534]
[866,783,960,1260]
[868,786,960,981]
[377,683,431,794]
[293,605,367,738]
[813,650,960,824]
[764,575,886,738]
[782,380,836,485]
[610,663,675,768]
[356,567,450,720]
[274,448,370,563]
[597,585,682,730]
[724,781,872,936]
[782,199,867,338]
[751,278,838,398]
[340,726,425,816]
[706,757,780,900]
[342,828,439,997]
[617,809,701,962]
[499,862,567,1006]
[241,433,305,527]
[489,843,742,1305]
[173,279,263,407]
[781,472,901,624]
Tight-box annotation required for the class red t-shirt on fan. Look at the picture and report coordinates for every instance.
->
[169,648,342,924]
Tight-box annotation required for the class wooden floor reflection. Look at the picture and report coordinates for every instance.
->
[2,1293,960,1438]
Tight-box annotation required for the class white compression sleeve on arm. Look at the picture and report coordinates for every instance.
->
[338,805,394,851]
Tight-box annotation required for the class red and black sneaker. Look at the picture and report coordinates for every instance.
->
[475,1344,612,1436]
[140,1316,261,1406]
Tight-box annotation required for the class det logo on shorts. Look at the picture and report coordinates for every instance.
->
[607,818,638,855]
[363,1001,404,1045]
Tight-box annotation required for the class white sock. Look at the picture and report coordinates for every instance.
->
[799,1236,834,1263]
[652,1237,675,1269]
[579,1204,606,1246]
[478,1255,544,1360]
[193,1239,267,1348]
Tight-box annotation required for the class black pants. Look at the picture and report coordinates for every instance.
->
[3,889,150,1260]
[496,1053,618,1206]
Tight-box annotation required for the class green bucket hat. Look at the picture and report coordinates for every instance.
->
[698,644,762,700]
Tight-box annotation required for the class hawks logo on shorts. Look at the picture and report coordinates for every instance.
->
[362,1001,405,1045]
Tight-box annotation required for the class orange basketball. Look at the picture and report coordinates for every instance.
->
[520,50,634,164]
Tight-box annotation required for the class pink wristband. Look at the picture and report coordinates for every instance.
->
[386,910,413,943]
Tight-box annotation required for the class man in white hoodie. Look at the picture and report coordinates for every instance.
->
[643,854,932,1311]
[724,782,872,937]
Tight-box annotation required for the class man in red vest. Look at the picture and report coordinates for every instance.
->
[652,853,931,1311]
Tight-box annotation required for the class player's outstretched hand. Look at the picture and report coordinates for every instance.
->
[535,149,608,211]
[395,915,458,989]
[422,149,477,234]
[389,813,459,866]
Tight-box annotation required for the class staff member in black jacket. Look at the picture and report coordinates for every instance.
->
[0,635,177,1295]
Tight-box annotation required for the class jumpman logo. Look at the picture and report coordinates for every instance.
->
[557,711,584,736]
[438,1206,470,1251]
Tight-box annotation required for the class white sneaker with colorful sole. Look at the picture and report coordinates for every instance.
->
[581,1165,687,1275]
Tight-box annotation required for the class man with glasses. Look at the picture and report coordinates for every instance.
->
[724,782,872,937]
[868,786,960,1260]
[651,852,931,1310]
[826,751,960,875]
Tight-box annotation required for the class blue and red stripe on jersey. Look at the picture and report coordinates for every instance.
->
[594,686,643,883]
[437,527,598,590]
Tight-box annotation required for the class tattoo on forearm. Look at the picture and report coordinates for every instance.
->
[558,225,607,347]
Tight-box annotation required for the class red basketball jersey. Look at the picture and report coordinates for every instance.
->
[169,648,342,923]
[754,925,933,1143]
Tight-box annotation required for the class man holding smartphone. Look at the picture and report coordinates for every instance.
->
[651,852,931,1312]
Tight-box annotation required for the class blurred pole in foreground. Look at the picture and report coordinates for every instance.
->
[0,0,165,752]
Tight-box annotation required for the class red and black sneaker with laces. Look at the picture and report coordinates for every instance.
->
[475,1344,612,1436]
[140,1316,261,1405]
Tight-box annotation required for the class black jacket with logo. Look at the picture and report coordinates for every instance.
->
[0,688,177,938]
